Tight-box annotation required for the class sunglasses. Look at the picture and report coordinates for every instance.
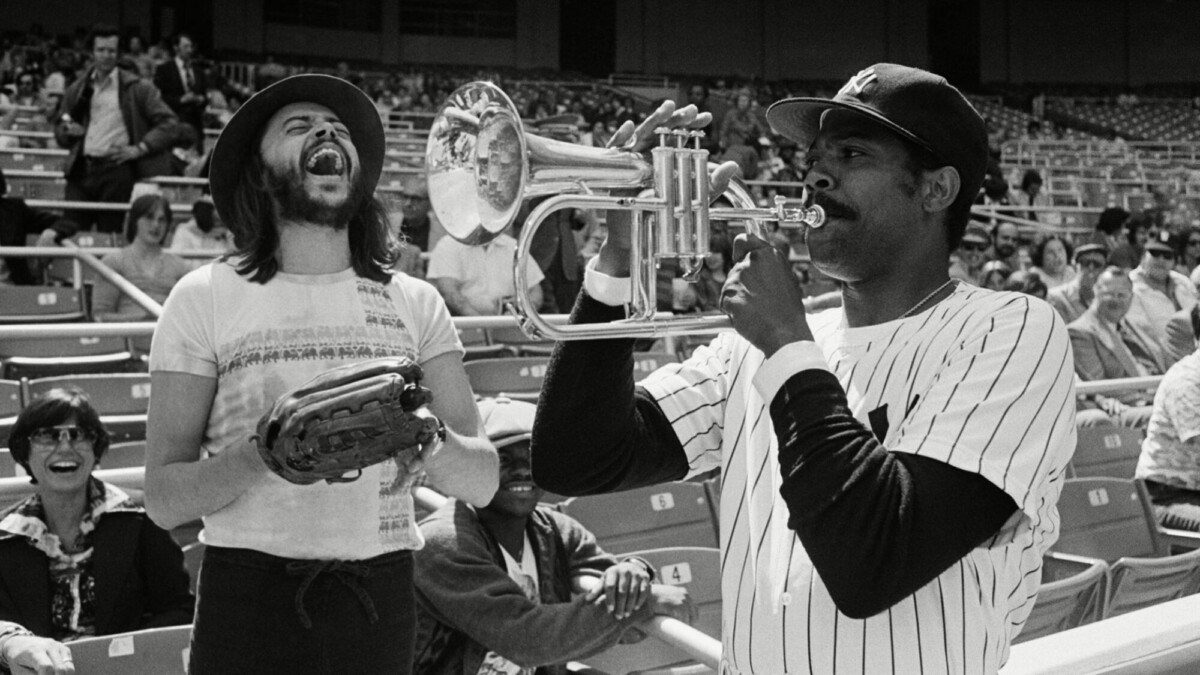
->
[29,425,93,446]
[1078,259,1106,271]
[1188,240,1200,247]
[959,241,990,252]
[1148,249,1176,260]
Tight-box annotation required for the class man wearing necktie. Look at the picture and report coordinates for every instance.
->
[1068,266,1161,426]
[154,33,208,151]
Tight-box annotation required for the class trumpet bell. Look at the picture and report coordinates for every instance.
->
[426,82,527,245]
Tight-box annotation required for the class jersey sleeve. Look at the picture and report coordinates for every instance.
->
[888,296,1077,517]
[638,333,740,480]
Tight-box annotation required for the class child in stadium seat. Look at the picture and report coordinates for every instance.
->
[412,397,696,675]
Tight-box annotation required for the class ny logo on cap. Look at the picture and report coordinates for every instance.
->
[838,68,878,98]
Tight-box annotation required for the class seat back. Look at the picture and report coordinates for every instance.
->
[67,624,192,675]
[1071,426,1143,479]
[1134,478,1200,555]
[1,335,136,379]
[100,440,146,470]
[463,357,548,402]
[559,482,718,556]
[0,378,20,439]
[0,285,87,323]
[1054,477,1163,561]
[1106,546,1200,618]
[26,373,153,442]
[578,547,720,675]
[486,325,556,357]
[1013,552,1107,643]
[0,449,18,478]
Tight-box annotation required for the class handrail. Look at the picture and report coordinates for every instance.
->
[643,616,722,669]
[63,241,164,319]
[1076,375,1161,396]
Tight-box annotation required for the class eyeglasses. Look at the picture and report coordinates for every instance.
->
[28,425,92,447]
[1188,240,1200,247]
[959,241,990,253]
[1148,249,1176,260]
[1078,259,1106,271]
[398,193,428,202]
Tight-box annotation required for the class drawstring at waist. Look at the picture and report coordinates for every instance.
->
[285,559,379,629]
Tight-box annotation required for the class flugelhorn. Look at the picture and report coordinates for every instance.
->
[426,81,824,341]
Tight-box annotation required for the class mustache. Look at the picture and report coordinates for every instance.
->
[811,192,857,221]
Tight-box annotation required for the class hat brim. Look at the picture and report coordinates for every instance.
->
[492,433,532,449]
[208,74,385,227]
[766,97,935,155]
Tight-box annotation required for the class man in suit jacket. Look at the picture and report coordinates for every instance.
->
[52,24,179,233]
[153,33,208,151]
[1068,266,1161,426]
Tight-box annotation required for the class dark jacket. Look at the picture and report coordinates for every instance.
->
[413,501,656,675]
[53,68,180,179]
[0,495,195,638]
[153,59,208,137]
[0,197,74,285]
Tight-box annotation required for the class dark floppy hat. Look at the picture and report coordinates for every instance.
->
[208,74,385,226]
[766,63,988,214]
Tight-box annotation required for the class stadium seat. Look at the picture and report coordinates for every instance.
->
[1134,478,1200,555]
[1070,426,1143,479]
[1012,552,1107,644]
[0,449,18,478]
[1055,477,1200,619]
[0,335,138,379]
[559,482,718,556]
[0,378,20,439]
[487,324,557,357]
[458,326,512,362]
[0,285,88,323]
[25,373,152,442]
[463,357,548,402]
[41,231,121,286]
[100,440,146,470]
[575,546,721,675]
[67,624,192,675]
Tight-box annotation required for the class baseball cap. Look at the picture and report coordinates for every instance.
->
[766,63,988,215]
[961,222,991,245]
[1073,242,1108,260]
[208,74,385,228]
[1145,232,1175,254]
[476,397,535,448]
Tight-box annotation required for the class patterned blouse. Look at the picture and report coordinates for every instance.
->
[0,479,141,640]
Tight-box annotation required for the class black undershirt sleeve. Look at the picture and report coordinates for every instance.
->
[530,294,689,496]
[771,369,1020,619]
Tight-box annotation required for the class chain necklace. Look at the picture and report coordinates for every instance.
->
[900,279,957,319]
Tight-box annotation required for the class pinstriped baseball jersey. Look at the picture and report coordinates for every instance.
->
[639,285,1077,674]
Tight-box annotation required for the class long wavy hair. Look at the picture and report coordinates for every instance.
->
[223,140,399,284]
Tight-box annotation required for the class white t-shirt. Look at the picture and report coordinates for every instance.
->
[1137,351,1200,490]
[477,535,539,675]
[426,234,544,315]
[149,260,463,559]
[615,276,1077,674]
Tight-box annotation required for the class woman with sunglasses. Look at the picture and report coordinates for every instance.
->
[0,387,194,673]
[1172,226,1200,281]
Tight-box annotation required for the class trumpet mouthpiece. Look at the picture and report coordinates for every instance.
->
[804,204,826,229]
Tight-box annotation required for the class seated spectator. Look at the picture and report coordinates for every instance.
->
[1126,234,1198,369]
[168,196,233,269]
[989,222,1027,273]
[412,397,696,674]
[0,167,75,285]
[0,387,195,644]
[1069,267,1160,427]
[393,174,445,254]
[1004,270,1048,301]
[522,196,601,314]
[948,222,991,285]
[981,260,1012,292]
[1047,242,1108,324]
[1110,210,1148,270]
[1173,226,1200,284]
[1088,206,1132,267]
[427,226,544,316]
[1136,305,1200,531]
[1030,234,1075,289]
[91,193,191,321]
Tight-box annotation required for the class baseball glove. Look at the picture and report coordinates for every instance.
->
[254,357,444,485]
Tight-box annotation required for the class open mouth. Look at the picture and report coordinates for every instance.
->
[48,460,81,474]
[305,145,347,177]
[502,482,536,493]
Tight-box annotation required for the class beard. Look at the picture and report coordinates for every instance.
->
[264,162,369,230]
[995,243,1016,258]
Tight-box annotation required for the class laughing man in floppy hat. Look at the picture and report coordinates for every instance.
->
[144,74,498,675]
[532,63,1076,673]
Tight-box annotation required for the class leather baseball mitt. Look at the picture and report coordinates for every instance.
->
[254,357,444,485]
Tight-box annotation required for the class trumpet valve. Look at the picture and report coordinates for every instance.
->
[773,196,826,229]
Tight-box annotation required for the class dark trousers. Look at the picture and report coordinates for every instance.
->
[189,545,416,675]
[65,158,135,234]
